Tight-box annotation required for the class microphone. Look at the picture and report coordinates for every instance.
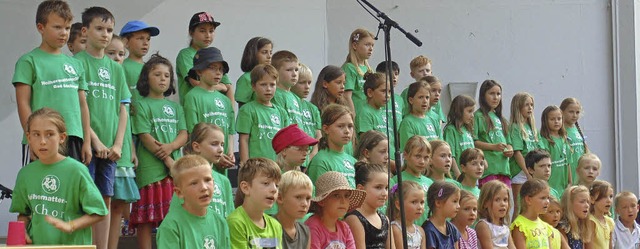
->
[0,183,13,199]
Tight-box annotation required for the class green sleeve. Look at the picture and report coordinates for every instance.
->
[400,88,410,116]
[307,157,329,183]
[311,103,322,131]
[279,106,291,126]
[236,105,253,134]
[79,170,109,215]
[356,109,374,134]
[473,112,486,140]
[342,63,357,91]
[116,66,132,102]
[234,73,253,104]
[437,101,447,123]
[8,170,29,215]
[430,116,442,138]
[399,118,415,151]
[222,179,235,217]
[509,124,525,151]
[183,94,198,133]
[218,216,231,248]
[156,223,180,249]
[228,100,237,135]
[221,73,231,85]
[12,55,36,86]
[132,101,151,135]
[175,50,191,83]
[227,215,249,249]
[176,104,187,132]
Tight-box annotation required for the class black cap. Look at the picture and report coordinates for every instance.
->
[189,12,220,29]
[190,47,229,74]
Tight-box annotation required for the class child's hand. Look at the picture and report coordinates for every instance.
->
[25,231,32,244]
[44,216,73,233]
[153,140,173,160]
[503,144,514,157]
[493,143,507,152]
[163,157,175,169]
[92,139,109,159]
[81,142,92,165]
[108,145,122,162]
[132,153,138,169]
[218,154,235,169]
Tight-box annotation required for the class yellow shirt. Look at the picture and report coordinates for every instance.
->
[588,214,614,249]
[549,227,562,249]
[510,215,553,249]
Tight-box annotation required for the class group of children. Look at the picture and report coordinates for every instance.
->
[8,0,638,249]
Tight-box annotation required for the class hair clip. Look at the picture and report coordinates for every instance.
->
[437,187,444,198]
[390,184,399,194]
[353,33,360,42]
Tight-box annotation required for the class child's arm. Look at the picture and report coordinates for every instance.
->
[44,214,104,234]
[513,151,532,180]
[17,214,32,244]
[385,217,395,249]
[91,129,109,159]
[511,225,526,249]
[108,103,128,162]
[503,144,514,158]
[79,90,92,165]
[474,140,507,152]
[153,130,188,160]
[310,130,322,160]
[138,133,163,158]
[224,84,235,110]
[344,91,356,115]
[217,134,236,169]
[239,134,249,165]
[15,84,32,134]
[419,227,427,249]
[475,221,495,249]
[344,214,366,249]
[507,230,516,249]
[560,233,570,249]
[131,138,138,168]
[391,224,403,249]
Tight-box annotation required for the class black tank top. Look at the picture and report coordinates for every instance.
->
[346,210,389,249]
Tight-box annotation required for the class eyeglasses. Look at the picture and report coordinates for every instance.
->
[291,146,311,152]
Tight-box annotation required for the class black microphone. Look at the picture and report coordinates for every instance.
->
[0,183,13,199]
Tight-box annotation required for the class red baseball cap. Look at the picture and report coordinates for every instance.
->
[272,124,318,154]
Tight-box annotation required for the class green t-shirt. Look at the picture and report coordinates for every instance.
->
[234,72,254,104]
[157,203,231,249]
[236,101,290,160]
[566,126,586,184]
[386,93,403,129]
[550,188,561,200]
[399,114,440,151]
[12,48,88,143]
[356,103,395,155]
[431,100,447,123]
[389,171,434,226]
[116,104,134,167]
[170,169,235,218]
[509,123,539,177]
[273,88,304,125]
[473,110,510,177]
[400,88,410,117]
[10,157,108,245]
[176,47,231,105]
[427,177,463,189]
[227,206,283,249]
[443,125,475,167]
[298,98,322,168]
[132,97,186,188]
[342,62,368,110]
[75,51,131,148]
[183,86,236,153]
[460,184,481,199]
[307,148,357,188]
[538,136,571,195]
[122,58,143,102]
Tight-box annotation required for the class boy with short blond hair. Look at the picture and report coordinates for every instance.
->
[13,0,92,166]
[156,155,231,249]
[271,50,303,124]
[613,191,640,249]
[75,6,131,249]
[402,55,446,123]
[228,158,283,249]
[275,170,313,249]
[237,64,290,164]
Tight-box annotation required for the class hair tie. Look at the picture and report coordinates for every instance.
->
[437,187,444,198]
[390,184,399,194]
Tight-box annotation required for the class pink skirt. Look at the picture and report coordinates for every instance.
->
[129,176,173,227]
[479,174,511,188]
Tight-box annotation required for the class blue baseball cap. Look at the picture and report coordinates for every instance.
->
[120,20,160,37]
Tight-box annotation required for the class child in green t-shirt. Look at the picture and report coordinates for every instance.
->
[538,105,572,196]
[130,54,188,249]
[228,158,283,249]
[457,148,485,198]
[427,140,463,189]
[309,65,347,112]
[292,63,322,166]
[105,35,125,64]
[271,50,304,126]
[443,94,476,178]
[560,97,587,184]
[75,7,132,248]
[156,155,231,249]
[13,1,92,166]
[307,104,357,188]
[275,171,314,249]
[237,64,290,164]
[399,81,440,151]
[235,37,273,108]
[375,61,403,132]
[67,22,86,55]
[177,12,232,105]
[354,130,389,166]
[184,47,236,171]
[342,28,375,114]
[120,20,160,102]
[356,72,396,156]
[10,108,108,245]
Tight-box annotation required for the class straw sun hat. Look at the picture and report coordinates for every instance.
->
[310,171,366,212]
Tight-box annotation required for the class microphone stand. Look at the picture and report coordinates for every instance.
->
[356,1,422,248]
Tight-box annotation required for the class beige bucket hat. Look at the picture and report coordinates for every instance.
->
[310,171,366,213]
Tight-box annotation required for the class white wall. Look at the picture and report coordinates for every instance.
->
[0,0,617,237]
[326,0,614,182]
